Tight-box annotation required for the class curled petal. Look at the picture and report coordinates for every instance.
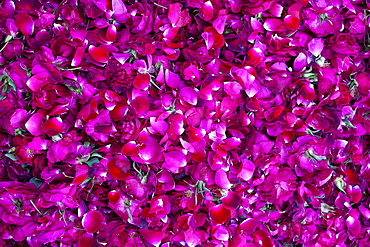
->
[237,159,255,181]
[25,113,44,136]
[41,118,63,136]
[26,72,50,92]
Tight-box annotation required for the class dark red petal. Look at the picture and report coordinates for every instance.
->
[209,205,231,224]
[41,118,63,136]
[15,13,34,36]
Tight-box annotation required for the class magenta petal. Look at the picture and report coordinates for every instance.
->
[165,69,181,88]
[237,159,255,181]
[308,38,324,57]
[358,205,370,220]
[228,0,241,13]
[15,13,34,36]
[49,105,68,116]
[240,218,257,235]
[41,118,63,136]
[201,31,215,50]
[163,151,186,173]
[10,109,28,128]
[264,106,285,122]
[317,169,332,187]
[294,52,307,71]
[224,137,241,150]
[222,191,241,209]
[71,47,85,67]
[215,169,231,190]
[47,142,69,162]
[263,18,285,32]
[200,1,214,21]
[209,205,231,224]
[25,113,44,136]
[213,225,229,241]
[140,229,165,246]
[150,117,169,135]
[106,24,117,41]
[224,81,242,97]
[6,19,18,36]
[131,96,149,117]
[28,137,50,150]
[184,229,208,246]
[213,9,228,34]
[133,74,150,90]
[347,185,362,203]
[112,0,129,23]
[121,141,138,156]
[26,72,50,92]
[180,87,198,105]
[138,136,159,161]
[112,52,131,64]
[78,232,94,247]
[70,30,88,40]
[157,170,175,191]
[82,211,105,233]
[168,3,182,27]
[284,15,300,30]
[346,216,361,238]
[230,235,248,247]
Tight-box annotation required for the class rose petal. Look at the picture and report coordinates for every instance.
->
[26,72,50,92]
[88,46,109,63]
[237,159,255,181]
[15,13,34,36]
[25,113,44,136]
[82,211,105,233]
[41,118,63,136]
[133,74,150,90]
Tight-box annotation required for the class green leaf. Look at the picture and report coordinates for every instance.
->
[80,177,91,186]
[29,177,43,188]
[91,153,105,159]
[86,157,100,167]
[334,177,346,194]
[305,149,326,162]
[5,153,17,161]
[52,134,63,142]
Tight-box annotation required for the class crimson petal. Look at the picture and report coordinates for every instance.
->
[15,13,34,36]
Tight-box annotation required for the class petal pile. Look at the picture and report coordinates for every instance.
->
[0,0,370,246]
